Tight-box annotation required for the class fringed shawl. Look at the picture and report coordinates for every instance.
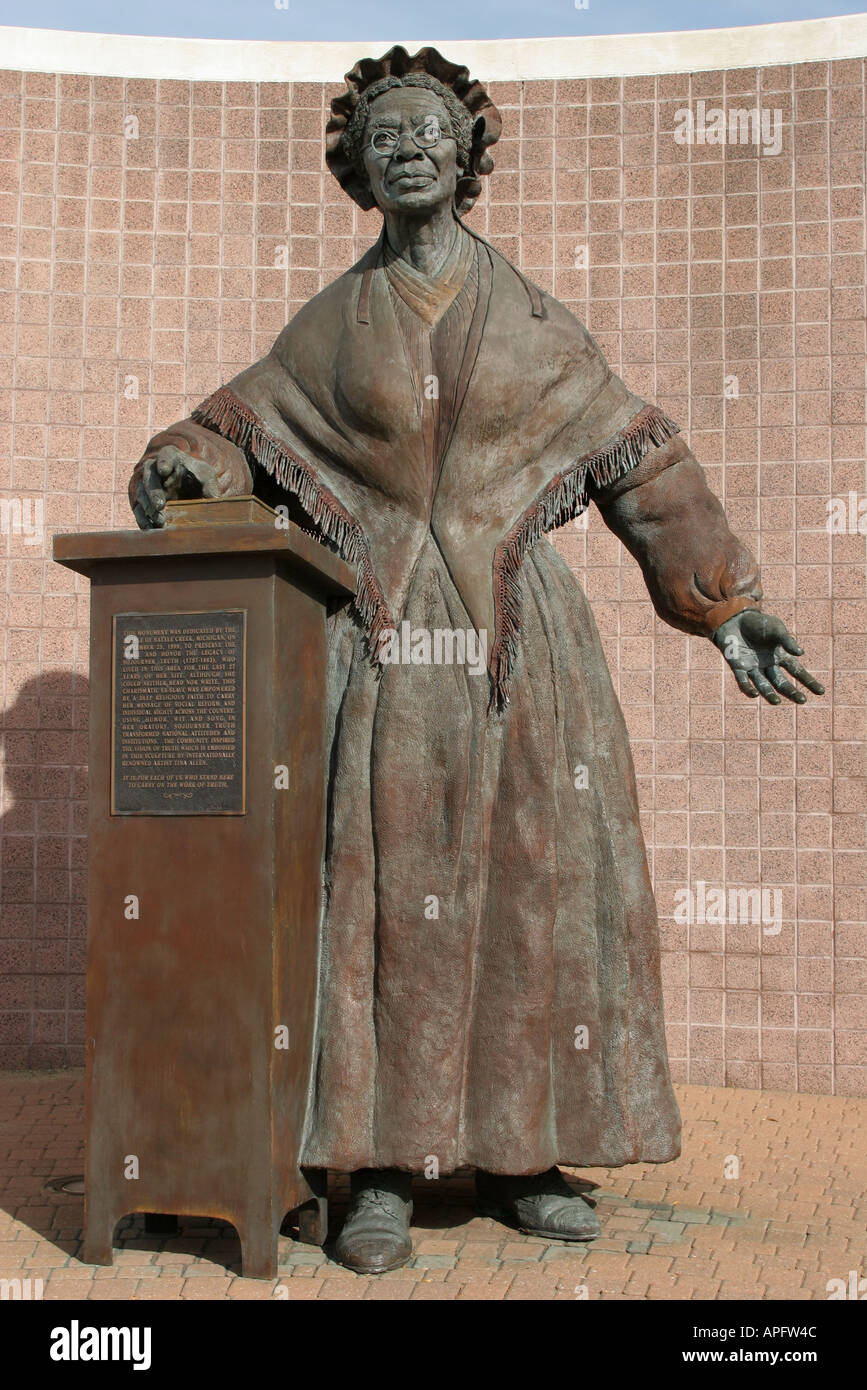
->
[488,403,677,705]
[192,234,679,710]
[188,385,394,663]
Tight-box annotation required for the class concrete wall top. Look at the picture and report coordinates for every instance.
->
[1,14,867,82]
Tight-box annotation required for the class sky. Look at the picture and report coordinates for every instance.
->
[0,0,864,41]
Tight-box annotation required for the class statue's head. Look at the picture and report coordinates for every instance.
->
[326,46,501,218]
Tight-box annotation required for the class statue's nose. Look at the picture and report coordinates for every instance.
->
[394,129,423,159]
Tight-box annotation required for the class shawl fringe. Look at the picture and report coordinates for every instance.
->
[194,388,679,710]
[192,386,394,664]
[489,403,680,711]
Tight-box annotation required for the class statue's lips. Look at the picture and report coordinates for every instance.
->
[389,173,435,189]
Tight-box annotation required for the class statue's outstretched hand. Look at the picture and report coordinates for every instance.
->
[130,445,221,530]
[713,610,825,705]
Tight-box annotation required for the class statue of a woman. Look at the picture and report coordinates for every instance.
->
[129,47,822,1274]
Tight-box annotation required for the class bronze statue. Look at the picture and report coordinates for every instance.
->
[129,47,823,1274]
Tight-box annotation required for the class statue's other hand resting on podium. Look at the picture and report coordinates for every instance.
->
[129,419,252,529]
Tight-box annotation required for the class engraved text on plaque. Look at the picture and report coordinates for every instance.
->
[112,610,246,815]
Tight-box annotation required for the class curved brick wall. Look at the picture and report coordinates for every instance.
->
[0,20,865,1092]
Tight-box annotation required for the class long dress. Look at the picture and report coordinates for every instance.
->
[140,221,763,1175]
[307,228,680,1175]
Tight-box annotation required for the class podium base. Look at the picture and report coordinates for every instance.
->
[82,1172,329,1280]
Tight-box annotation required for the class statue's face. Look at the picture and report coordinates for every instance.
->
[362,88,459,216]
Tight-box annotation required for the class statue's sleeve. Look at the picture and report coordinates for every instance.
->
[128,417,253,516]
[587,433,763,637]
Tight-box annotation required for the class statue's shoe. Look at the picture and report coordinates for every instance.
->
[475,1166,601,1241]
[334,1169,414,1274]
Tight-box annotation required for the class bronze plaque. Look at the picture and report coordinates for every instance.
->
[111,610,246,815]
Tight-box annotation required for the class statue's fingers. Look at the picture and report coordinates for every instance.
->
[132,481,152,523]
[749,668,782,704]
[732,667,759,698]
[184,457,222,499]
[154,446,197,496]
[136,478,166,527]
[766,664,806,704]
[776,653,826,695]
[135,476,163,525]
[132,500,153,531]
[141,457,164,496]
[141,459,172,516]
[777,629,804,656]
[137,474,165,515]
[156,457,185,490]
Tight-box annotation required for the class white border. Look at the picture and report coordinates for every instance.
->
[1,15,866,82]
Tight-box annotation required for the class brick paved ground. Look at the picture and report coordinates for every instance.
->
[0,1071,863,1301]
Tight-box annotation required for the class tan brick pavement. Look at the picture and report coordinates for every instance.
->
[0,1071,863,1301]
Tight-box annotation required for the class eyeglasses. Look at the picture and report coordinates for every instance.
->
[367,117,454,156]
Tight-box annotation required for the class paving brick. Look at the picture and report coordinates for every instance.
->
[44,1278,94,1299]
[409,1280,461,1299]
[363,1280,417,1299]
[87,1279,142,1299]
[123,1277,186,1299]
[0,1239,37,1262]
[414,1239,461,1256]
[280,1278,328,1299]
[444,1268,495,1285]
[306,1261,357,1279]
[181,1277,235,1298]
[317,1279,378,1300]
[499,1241,545,1260]
[226,1280,282,1300]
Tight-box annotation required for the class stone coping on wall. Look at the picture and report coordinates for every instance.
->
[1,14,867,82]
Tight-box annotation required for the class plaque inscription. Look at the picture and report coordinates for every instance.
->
[112,610,246,815]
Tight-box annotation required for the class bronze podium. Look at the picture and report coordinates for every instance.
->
[53,497,354,1278]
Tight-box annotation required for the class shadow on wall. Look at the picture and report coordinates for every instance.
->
[0,669,89,1070]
